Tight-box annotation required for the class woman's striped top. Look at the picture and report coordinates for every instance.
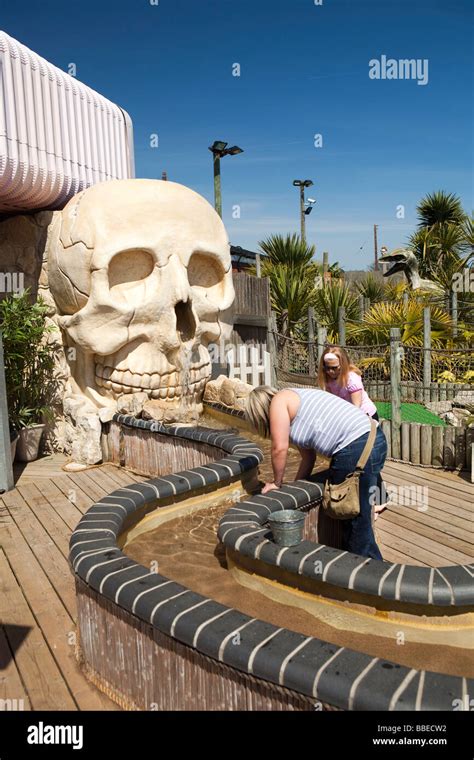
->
[288,387,372,457]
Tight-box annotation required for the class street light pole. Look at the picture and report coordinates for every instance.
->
[374,224,379,271]
[213,153,222,218]
[299,184,306,243]
[293,179,314,244]
[208,141,244,218]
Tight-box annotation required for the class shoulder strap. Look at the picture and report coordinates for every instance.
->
[355,419,377,471]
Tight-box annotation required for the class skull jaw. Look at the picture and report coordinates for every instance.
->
[65,342,212,410]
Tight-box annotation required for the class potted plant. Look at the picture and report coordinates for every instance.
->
[0,289,57,462]
[9,420,19,463]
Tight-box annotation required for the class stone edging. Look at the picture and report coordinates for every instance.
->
[217,492,474,608]
[69,412,473,710]
[206,401,474,607]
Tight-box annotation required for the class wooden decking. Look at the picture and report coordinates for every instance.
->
[378,461,473,567]
[0,454,472,710]
[0,456,145,711]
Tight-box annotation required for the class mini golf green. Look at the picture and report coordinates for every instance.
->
[375,401,446,426]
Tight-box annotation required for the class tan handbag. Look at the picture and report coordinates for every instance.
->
[322,420,377,520]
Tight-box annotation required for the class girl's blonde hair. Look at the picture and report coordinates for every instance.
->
[244,385,278,439]
[317,345,361,390]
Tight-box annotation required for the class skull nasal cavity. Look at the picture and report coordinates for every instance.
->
[175,301,196,342]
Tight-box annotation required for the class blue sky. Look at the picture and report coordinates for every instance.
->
[3,0,473,269]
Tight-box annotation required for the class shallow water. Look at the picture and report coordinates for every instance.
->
[124,420,472,678]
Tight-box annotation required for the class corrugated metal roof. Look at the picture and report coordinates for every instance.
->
[0,30,135,212]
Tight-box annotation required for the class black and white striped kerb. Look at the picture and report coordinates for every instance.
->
[69,413,473,711]
[217,485,474,608]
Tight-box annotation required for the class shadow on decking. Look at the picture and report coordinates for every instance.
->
[0,624,31,668]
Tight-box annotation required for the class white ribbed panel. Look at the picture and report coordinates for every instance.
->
[0,31,135,212]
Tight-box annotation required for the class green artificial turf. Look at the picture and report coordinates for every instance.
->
[375,401,447,426]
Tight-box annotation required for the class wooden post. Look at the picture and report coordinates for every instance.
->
[308,306,316,377]
[401,421,411,461]
[373,224,379,271]
[420,424,432,465]
[358,294,365,319]
[323,251,329,277]
[466,427,474,481]
[338,306,346,347]
[451,290,458,338]
[443,427,456,468]
[454,427,465,470]
[410,423,421,465]
[423,307,431,405]
[390,327,402,459]
[317,327,327,363]
[364,297,370,315]
[255,253,261,278]
[266,311,278,388]
[381,419,391,458]
[0,331,14,493]
[432,426,444,467]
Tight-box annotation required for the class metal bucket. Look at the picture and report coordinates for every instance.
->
[267,509,305,547]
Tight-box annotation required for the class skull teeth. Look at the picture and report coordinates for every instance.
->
[94,363,210,400]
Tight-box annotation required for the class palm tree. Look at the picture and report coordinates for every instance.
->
[311,282,360,342]
[461,215,474,261]
[354,273,387,303]
[346,299,454,381]
[258,234,318,336]
[416,191,466,229]
[259,233,315,267]
[347,299,452,347]
[268,263,317,335]
[409,191,470,285]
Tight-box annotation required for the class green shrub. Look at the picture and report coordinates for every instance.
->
[0,290,58,428]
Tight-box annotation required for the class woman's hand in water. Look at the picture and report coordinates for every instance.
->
[261,481,281,494]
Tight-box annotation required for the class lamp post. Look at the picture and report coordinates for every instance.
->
[208,140,244,218]
[292,179,314,243]
[373,224,379,271]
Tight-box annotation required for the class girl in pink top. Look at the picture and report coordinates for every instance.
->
[318,346,378,418]
[318,345,388,516]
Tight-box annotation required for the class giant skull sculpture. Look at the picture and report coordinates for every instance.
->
[47,179,235,416]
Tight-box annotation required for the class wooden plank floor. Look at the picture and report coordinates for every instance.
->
[376,461,473,567]
[0,454,472,710]
[0,455,145,711]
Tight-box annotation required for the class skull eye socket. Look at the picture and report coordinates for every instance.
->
[188,252,225,295]
[108,250,155,299]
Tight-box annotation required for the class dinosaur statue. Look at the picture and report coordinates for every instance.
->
[379,248,444,293]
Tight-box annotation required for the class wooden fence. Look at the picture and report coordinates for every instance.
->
[228,344,272,387]
[364,381,473,403]
[380,419,473,471]
[230,272,270,351]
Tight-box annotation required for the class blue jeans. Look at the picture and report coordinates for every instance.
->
[330,427,387,560]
